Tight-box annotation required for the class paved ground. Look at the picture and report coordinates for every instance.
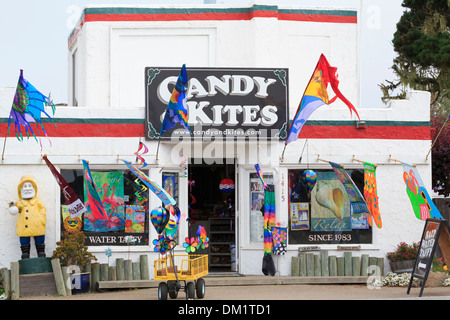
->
[19,279,450,301]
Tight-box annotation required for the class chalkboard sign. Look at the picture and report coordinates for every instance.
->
[407,218,450,297]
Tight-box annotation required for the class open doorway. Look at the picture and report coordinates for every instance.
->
[188,159,236,273]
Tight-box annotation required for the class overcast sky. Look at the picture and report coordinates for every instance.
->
[0,0,404,108]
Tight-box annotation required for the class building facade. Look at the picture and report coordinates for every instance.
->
[0,3,434,276]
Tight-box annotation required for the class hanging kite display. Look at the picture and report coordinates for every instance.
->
[285,54,360,145]
[82,159,108,222]
[272,226,287,255]
[164,205,181,240]
[134,140,149,168]
[262,184,276,276]
[254,164,267,189]
[8,69,56,142]
[329,162,370,229]
[150,206,170,234]
[302,169,317,197]
[123,159,176,206]
[402,162,443,220]
[363,162,382,228]
[43,154,86,218]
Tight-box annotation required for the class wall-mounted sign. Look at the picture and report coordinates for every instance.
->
[145,67,289,140]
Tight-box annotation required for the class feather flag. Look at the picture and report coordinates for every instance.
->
[285,54,360,145]
[43,155,86,218]
[8,69,56,142]
[160,64,191,135]
[82,159,108,221]
[402,162,443,220]
[122,159,176,206]
[363,162,382,228]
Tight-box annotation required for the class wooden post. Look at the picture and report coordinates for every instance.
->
[344,252,352,276]
[132,262,141,280]
[329,256,337,276]
[298,253,306,276]
[124,260,132,280]
[100,263,109,282]
[91,263,100,292]
[61,266,72,296]
[109,266,117,281]
[314,254,321,276]
[116,258,124,280]
[140,255,150,280]
[361,254,369,276]
[306,253,314,276]
[291,257,299,276]
[0,268,11,299]
[337,257,345,276]
[377,258,384,276]
[352,257,361,276]
[51,259,67,296]
[321,251,329,276]
[10,262,20,300]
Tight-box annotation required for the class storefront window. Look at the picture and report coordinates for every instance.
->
[249,172,274,243]
[288,169,372,245]
[60,169,154,246]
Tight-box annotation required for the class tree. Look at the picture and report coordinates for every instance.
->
[380,0,449,105]
[381,0,449,196]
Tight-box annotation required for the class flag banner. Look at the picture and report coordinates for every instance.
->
[402,162,443,220]
[363,162,382,229]
[329,162,369,229]
[122,159,176,206]
[8,69,56,142]
[43,155,86,218]
[83,169,125,232]
[160,64,191,135]
[82,159,108,223]
[285,54,360,145]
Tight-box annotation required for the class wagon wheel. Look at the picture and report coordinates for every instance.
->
[196,278,205,299]
[158,282,168,300]
[168,280,179,299]
[185,282,195,300]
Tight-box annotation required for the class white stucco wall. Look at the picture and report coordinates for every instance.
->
[0,4,435,277]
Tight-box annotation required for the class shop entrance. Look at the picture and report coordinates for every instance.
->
[188,159,236,273]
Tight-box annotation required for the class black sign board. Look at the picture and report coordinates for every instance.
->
[407,218,450,297]
[145,67,289,140]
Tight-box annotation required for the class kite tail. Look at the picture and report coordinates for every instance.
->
[319,54,361,121]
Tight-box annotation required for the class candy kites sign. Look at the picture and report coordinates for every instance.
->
[145,67,289,140]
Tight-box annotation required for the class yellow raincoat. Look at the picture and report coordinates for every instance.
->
[15,175,46,237]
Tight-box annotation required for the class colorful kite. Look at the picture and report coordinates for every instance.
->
[254,164,267,189]
[160,64,191,135]
[262,184,276,276]
[43,155,86,218]
[8,69,56,142]
[402,162,443,220]
[363,162,382,228]
[329,162,370,229]
[123,159,176,206]
[285,54,360,145]
[82,159,108,222]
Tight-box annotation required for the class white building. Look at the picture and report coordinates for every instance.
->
[0,3,434,276]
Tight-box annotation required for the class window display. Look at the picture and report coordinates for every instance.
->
[60,169,154,246]
[288,169,372,245]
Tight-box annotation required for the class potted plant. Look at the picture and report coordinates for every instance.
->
[386,242,419,273]
[52,231,98,294]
